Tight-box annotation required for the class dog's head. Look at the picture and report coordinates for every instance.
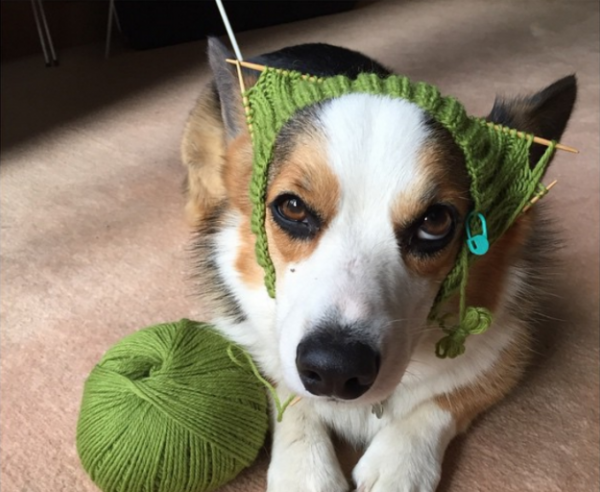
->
[207,40,577,404]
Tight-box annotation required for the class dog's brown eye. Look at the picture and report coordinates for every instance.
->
[417,205,453,240]
[279,196,308,222]
[271,194,321,240]
[398,204,456,256]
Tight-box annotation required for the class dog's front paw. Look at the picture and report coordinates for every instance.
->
[352,402,455,492]
[353,438,442,492]
[267,439,349,492]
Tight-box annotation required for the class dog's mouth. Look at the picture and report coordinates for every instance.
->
[314,394,388,419]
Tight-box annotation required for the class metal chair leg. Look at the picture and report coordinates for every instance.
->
[36,0,58,65]
[105,0,115,58]
[31,0,50,66]
[113,1,122,34]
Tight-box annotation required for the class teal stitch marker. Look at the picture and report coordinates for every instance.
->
[466,212,489,256]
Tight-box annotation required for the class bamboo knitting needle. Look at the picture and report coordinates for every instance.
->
[226,58,264,71]
[226,59,579,154]
[521,179,558,213]
[485,123,578,154]
[289,395,302,407]
[226,58,322,82]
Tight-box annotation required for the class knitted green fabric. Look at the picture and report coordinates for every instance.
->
[244,68,556,358]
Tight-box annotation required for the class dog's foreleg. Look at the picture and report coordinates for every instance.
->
[267,400,349,492]
[353,332,528,492]
[353,400,456,492]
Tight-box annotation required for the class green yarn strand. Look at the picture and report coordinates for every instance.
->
[433,247,493,358]
[227,345,295,423]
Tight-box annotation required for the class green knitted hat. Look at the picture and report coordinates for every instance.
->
[242,67,556,358]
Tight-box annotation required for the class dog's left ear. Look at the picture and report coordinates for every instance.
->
[208,37,261,143]
[487,75,577,165]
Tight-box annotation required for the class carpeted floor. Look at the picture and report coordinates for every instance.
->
[1,1,598,491]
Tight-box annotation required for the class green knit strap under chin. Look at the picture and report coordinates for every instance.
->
[243,67,557,358]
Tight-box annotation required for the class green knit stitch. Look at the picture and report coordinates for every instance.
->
[244,68,557,357]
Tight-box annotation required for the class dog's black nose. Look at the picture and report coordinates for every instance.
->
[296,331,380,400]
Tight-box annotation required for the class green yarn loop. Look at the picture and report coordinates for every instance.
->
[243,67,558,357]
[76,319,269,492]
[435,307,494,358]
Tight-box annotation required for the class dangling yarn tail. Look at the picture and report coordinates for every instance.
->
[227,346,295,422]
[435,247,494,358]
[435,306,493,358]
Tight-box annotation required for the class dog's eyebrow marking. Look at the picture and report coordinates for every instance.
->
[393,184,440,229]
[269,104,323,183]
[391,123,471,231]
[282,175,314,195]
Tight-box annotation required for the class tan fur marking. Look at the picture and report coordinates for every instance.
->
[223,132,254,215]
[408,241,463,279]
[392,141,469,217]
[180,87,227,225]
[234,220,265,287]
[266,132,340,267]
[435,326,531,433]
[219,132,266,287]
[466,214,534,312]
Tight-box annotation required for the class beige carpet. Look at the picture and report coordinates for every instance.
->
[1,1,598,491]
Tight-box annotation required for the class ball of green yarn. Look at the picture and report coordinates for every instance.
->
[76,319,269,492]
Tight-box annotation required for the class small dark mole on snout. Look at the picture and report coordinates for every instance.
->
[290,268,296,273]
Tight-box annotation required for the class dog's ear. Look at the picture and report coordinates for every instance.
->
[208,37,260,142]
[486,75,577,165]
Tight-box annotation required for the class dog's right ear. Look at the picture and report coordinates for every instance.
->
[486,75,577,166]
[208,37,259,142]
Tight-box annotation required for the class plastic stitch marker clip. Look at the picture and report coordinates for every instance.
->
[466,212,489,256]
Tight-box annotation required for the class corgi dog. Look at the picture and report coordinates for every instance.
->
[181,38,576,492]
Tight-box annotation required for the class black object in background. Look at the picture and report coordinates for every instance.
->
[114,1,357,51]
